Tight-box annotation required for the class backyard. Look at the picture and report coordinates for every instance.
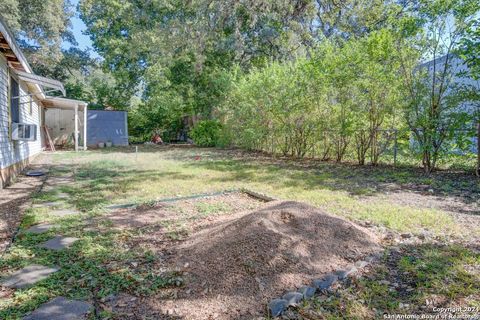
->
[0,146,479,319]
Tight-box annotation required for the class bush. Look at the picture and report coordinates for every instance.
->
[190,120,223,147]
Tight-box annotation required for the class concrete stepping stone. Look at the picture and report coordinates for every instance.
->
[32,202,63,209]
[47,179,74,186]
[1,265,59,289]
[38,236,79,251]
[106,203,136,210]
[24,224,58,235]
[23,297,92,320]
[50,209,80,217]
[47,176,74,184]
[56,193,70,199]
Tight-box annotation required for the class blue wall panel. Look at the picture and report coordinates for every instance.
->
[87,110,128,146]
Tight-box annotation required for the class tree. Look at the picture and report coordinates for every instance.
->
[398,0,479,173]
[0,0,75,75]
[79,0,402,140]
[459,18,480,176]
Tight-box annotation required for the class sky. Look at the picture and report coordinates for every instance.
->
[63,0,100,58]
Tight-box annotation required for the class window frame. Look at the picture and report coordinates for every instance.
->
[9,73,20,124]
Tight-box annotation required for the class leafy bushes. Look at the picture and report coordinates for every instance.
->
[222,33,405,163]
[190,120,223,147]
[220,28,478,172]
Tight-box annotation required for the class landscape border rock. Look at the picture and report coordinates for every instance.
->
[268,254,381,318]
[105,188,276,211]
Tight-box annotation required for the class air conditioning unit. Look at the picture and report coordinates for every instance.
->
[12,123,37,141]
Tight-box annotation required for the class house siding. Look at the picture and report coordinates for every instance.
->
[0,54,43,187]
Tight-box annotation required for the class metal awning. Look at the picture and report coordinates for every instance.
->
[14,70,66,96]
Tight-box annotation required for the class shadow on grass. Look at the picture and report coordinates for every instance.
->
[186,156,480,211]
[39,148,480,216]
[58,164,197,212]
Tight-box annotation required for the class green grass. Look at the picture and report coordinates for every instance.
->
[45,146,478,236]
[0,168,179,319]
[195,202,231,216]
[1,146,477,318]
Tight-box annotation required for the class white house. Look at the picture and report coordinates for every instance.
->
[0,17,88,188]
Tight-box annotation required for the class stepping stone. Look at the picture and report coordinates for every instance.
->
[42,185,56,192]
[50,209,80,217]
[45,181,74,188]
[1,265,59,289]
[56,193,70,199]
[106,203,136,210]
[23,296,92,320]
[32,202,62,209]
[38,236,79,251]
[24,224,58,235]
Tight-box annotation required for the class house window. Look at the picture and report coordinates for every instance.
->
[10,76,20,123]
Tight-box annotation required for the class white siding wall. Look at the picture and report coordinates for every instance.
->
[45,108,85,146]
[0,54,43,170]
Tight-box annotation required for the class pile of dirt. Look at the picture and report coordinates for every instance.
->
[156,200,380,319]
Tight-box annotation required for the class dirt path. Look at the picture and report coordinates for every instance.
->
[0,167,46,254]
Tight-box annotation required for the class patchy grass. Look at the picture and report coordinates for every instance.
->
[41,146,478,236]
[1,147,478,318]
[295,244,480,319]
[0,171,179,319]
[195,202,231,217]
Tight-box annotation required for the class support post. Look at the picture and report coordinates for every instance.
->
[83,104,88,151]
[476,120,479,177]
[74,104,79,152]
[393,129,398,167]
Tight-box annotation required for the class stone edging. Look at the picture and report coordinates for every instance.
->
[267,252,383,318]
[240,188,277,202]
[105,188,277,210]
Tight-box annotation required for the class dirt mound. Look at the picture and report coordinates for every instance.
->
[162,200,380,319]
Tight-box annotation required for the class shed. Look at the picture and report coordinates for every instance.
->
[87,110,128,146]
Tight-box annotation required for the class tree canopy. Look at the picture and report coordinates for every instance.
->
[1,0,479,172]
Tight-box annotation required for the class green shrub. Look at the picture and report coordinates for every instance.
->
[190,120,223,147]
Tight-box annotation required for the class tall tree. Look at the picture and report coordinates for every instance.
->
[459,18,480,176]
[398,0,479,173]
[0,0,75,75]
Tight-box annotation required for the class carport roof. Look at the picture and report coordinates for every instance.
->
[42,96,88,110]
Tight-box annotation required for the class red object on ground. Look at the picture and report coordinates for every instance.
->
[151,134,163,144]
